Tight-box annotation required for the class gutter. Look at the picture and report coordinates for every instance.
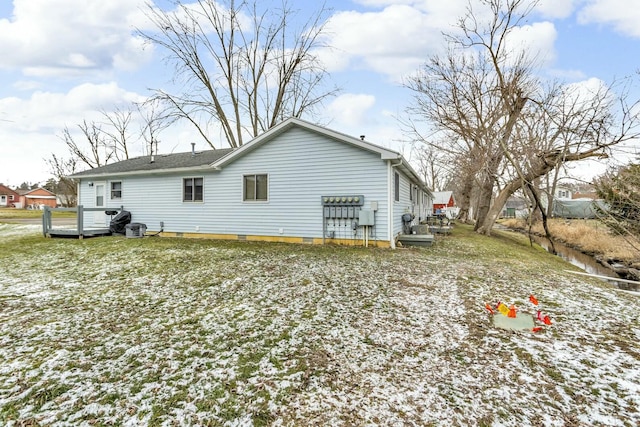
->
[69,165,222,180]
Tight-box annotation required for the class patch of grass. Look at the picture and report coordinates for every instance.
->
[0,402,20,422]
[514,347,536,369]
[0,208,44,219]
[2,222,639,425]
[544,366,564,383]
[99,392,122,405]
[21,380,73,410]
[0,207,76,219]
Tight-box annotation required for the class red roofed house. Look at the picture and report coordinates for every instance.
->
[0,184,20,208]
[17,187,58,209]
[432,191,458,218]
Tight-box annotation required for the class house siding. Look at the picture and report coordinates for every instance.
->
[392,170,415,237]
[81,127,391,243]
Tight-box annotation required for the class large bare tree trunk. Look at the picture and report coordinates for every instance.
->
[456,177,473,222]
[474,152,504,231]
[477,149,609,235]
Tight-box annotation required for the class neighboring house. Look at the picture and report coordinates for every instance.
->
[69,118,433,248]
[0,184,20,208]
[432,191,458,218]
[502,196,529,218]
[554,185,573,200]
[17,187,58,209]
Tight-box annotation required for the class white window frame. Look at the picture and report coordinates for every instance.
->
[183,177,204,203]
[243,174,269,202]
[110,181,122,200]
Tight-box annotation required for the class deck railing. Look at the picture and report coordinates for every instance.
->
[42,205,124,239]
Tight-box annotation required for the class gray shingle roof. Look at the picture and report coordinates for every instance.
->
[69,148,235,178]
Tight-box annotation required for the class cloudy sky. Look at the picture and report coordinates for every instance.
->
[1,0,639,187]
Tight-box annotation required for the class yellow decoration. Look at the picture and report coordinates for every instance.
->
[497,303,510,316]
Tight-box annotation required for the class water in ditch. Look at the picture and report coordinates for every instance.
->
[532,235,638,292]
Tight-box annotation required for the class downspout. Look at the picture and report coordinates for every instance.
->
[417,186,422,222]
[388,157,403,249]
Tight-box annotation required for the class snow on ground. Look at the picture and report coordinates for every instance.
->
[0,224,638,426]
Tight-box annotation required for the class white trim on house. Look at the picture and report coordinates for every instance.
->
[182,176,205,203]
[74,165,218,180]
[241,172,269,203]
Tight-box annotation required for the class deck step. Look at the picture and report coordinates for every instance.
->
[397,234,435,247]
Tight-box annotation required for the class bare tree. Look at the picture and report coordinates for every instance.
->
[45,154,78,207]
[404,0,537,229]
[49,106,144,188]
[404,0,640,235]
[140,0,339,149]
[136,99,177,155]
[101,108,136,162]
[594,164,640,251]
[58,107,140,170]
[60,120,112,169]
[477,77,640,235]
[413,144,452,191]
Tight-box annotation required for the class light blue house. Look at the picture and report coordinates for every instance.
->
[70,118,433,248]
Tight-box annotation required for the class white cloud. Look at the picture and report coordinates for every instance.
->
[0,82,144,133]
[318,4,449,79]
[326,93,377,128]
[563,77,610,104]
[0,0,153,77]
[504,21,558,67]
[318,0,565,80]
[0,82,147,185]
[578,0,640,38]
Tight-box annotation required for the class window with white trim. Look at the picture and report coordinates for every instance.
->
[183,177,204,202]
[110,181,122,199]
[243,174,268,201]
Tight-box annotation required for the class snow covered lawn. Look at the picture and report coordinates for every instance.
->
[0,223,638,426]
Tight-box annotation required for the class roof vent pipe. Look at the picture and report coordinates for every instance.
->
[191,142,196,156]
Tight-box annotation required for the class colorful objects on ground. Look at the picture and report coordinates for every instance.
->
[537,310,552,325]
[485,303,495,314]
[497,302,510,316]
[485,294,553,332]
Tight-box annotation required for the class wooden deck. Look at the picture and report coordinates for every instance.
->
[45,227,112,238]
[42,205,123,239]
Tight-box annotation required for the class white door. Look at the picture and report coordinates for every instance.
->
[94,182,107,226]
